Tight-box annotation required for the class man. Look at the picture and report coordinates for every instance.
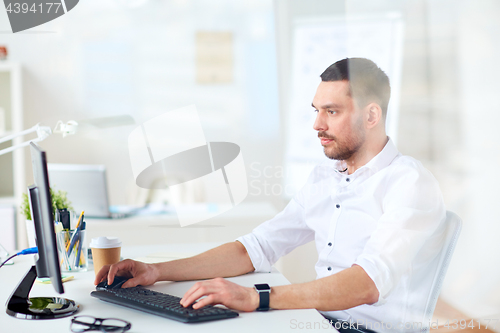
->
[96,58,446,332]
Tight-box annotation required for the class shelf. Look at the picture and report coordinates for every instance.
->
[0,62,23,249]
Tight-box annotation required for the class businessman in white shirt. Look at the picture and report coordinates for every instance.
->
[96,58,446,332]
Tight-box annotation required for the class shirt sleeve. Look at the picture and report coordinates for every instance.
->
[353,160,446,306]
[236,193,315,272]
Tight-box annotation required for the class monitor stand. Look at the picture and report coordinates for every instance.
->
[6,265,79,319]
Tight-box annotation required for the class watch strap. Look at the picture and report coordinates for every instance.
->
[255,284,271,311]
[257,289,270,311]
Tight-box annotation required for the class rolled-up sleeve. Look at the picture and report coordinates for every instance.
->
[237,194,315,272]
[353,160,446,305]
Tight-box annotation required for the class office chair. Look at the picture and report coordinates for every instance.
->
[420,211,462,332]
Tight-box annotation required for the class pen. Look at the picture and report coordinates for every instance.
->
[66,211,84,253]
[74,210,84,230]
[80,221,86,266]
[75,221,86,267]
[67,229,80,258]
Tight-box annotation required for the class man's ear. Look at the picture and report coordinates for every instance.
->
[366,103,382,129]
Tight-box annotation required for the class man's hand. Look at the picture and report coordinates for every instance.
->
[180,277,260,312]
[94,259,160,289]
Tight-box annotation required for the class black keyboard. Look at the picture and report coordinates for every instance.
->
[91,286,239,323]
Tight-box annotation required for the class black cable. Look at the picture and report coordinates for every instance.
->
[0,253,18,269]
[0,247,37,269]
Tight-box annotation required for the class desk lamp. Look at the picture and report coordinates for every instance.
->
[0,115,135,156]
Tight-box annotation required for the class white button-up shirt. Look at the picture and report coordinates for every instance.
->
[237,139,446,332]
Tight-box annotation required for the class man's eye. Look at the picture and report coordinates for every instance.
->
[313,109,319,113]
[328,110,337,114]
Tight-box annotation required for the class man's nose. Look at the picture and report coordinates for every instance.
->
[313,111,327,132]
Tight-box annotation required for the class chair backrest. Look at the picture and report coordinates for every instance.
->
[420,211,462,332]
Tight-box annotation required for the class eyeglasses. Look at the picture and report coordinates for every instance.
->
[70,316,132,333]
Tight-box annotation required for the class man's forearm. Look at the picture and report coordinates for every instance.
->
[153,241,255,282]
[269,265,379,311]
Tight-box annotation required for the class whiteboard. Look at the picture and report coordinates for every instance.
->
[284,13,404,196]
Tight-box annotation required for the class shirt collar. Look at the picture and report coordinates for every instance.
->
[331,137,400,175]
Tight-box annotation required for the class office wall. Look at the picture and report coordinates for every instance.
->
[447,0,500,318]
[395,0,500,319]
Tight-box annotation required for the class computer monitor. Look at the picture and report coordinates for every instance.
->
[47,163,111,218]
[6,142,79,319]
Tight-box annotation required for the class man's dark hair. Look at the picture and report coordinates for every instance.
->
[320,58,391,117]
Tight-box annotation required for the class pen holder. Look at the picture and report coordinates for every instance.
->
[57,229,88,272]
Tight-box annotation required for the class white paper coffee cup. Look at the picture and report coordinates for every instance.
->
[90,237,122,276]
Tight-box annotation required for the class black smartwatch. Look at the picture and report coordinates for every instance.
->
[254,283,271,311]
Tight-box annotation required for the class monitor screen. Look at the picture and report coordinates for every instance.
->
[6,142,79,319]
[29,142,64,293]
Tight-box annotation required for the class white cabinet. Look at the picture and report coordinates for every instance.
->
[0,62,24,250]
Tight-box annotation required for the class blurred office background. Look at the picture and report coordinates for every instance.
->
[0,0,499,323]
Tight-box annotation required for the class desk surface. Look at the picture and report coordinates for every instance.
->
[1,243,333,332]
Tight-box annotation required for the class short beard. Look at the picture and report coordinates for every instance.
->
[318,120,365,161]
[324,140,363,160]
